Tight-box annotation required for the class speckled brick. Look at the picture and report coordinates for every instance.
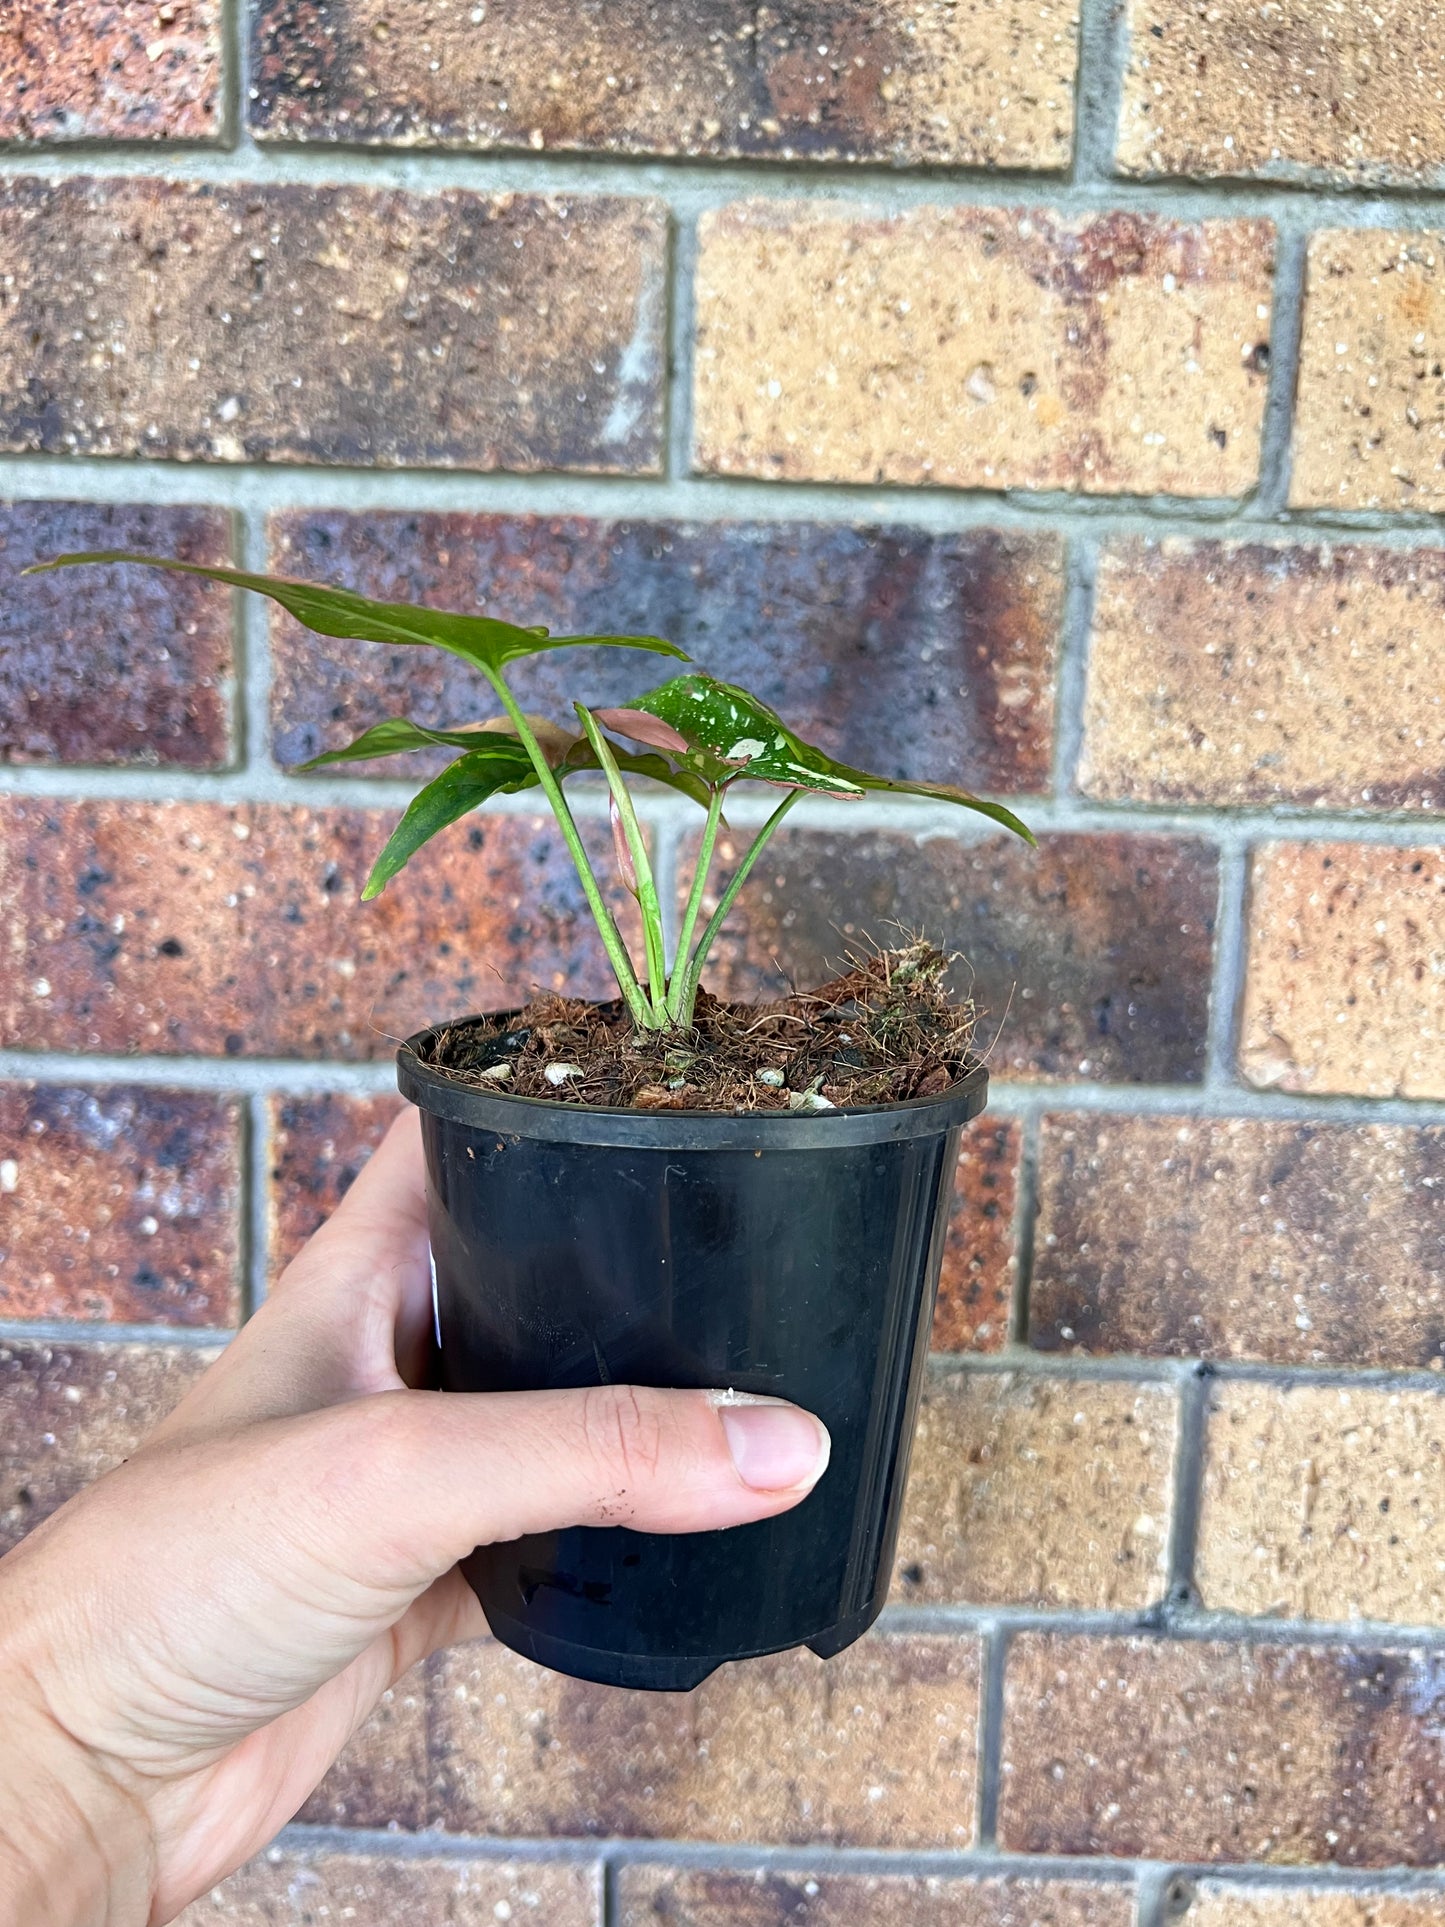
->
[1,503,236,770]
[0,177,665,474]
[616,1866,1133,1927]
[1181,1884,1445,1927]
[1117,0,1445,186]
[180,1848,600,1925]
[267,1092,403,1278]
[933,1118,1020,1354]
[0,0,221,143]
[1292,231,1445,513]
[296,1664,430,1832]
[1197,1382,1445,1626]
[0,1084,241,1328]
[693,204,1273,497]
[682,829,1218,1084]
[0,800,637,1059]
[892,1371,1176,1611]
[1080,539,1445,812]
[0,1339,216,1554]
[1240,844,1445,1100]
[999,1633,1445,1866]
[267,512,1060,795]
[250,0,1079,170]
[1031,1116,1445,1368]
[430,1633,980,1848]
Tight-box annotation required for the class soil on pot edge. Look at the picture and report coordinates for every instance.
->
[417,943,980,1113]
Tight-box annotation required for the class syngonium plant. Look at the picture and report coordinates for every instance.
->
[27,554,1035,1033]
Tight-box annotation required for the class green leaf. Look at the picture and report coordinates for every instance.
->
[23,552,690,675]
[610,674,1036,841]
[298,718,532,770]
[362,743,539,897]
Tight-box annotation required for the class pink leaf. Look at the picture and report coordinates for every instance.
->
[593,707,691,756]
[610,796,639,896]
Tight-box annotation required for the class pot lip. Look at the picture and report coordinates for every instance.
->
[397,1017,988,1149]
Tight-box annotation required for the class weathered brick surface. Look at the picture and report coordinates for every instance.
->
[1182,1886,1445,1927]
[999,1633,1445,1865]
[892,1371,1175,1610]
[1,502,235,769]
[267,1092,403,1276]
[181,1848,601,1926]
[1197,1382,1445,1625]
[0,1339,215,1554]
[934,1118,1020,1354]
[685,829,1218,1083]
[0,0,221,143]
[268,512,1060,795]
[0,800,636,1058]
[431,1634,980,1848]
[1080,539,1445,811]
[1240,843,1445,1100]
[250,0,1079,171]
[0,178,665,474]
[0,1084,241,1329]
[616,1866,1134,1927]
[693,204,1273,497]
[1031,1116,1445,1367]
[297,1664,430,1832]
[1117,0,1445,186]
[1292,231,1445,513]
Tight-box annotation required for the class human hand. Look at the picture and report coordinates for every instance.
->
[0,1108,830,1927]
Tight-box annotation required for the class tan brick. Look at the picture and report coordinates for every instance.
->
[0,1339,216,1554]
[1117,0,1445,186]
[1292,231,1445,513]
[0,1085,241,1328]
[1197,1382,1445,1626]
[999,1633,1445,1865]
[1240,844,1445,1100]
[892,1371,1175,1610]
[1031,1116,1445,1368]
[1182,1884,1445,1927]
[1,503,235,770]
[933,1118,1020,1355]
[180,1848,600,1926]
[1080,540,1445,811]
[431,1633,980,1848]
[296,1663,430,1832]
[269,511,1061,799]
[250,0,1079,171]
[617,1866,1133,1927]
[0,800,637,1059]
[693,204,1273,497]
[0,0,221,143]
[0,177,665,474]
[267,1093,403,1278]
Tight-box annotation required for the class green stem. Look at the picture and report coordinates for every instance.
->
[671,790,802,1027]
[665,784,725,1023]
[575,706,669,1023]
[481,670,653,1029]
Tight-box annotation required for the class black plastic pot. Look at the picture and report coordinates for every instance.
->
[398,1022,987,1692]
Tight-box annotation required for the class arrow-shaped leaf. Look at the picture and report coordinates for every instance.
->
[23,552,690,675]
[362,742,539,898]
[297,714,580,771]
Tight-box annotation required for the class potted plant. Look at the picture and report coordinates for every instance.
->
[31,551,1033,1692]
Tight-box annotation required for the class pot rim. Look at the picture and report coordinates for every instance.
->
[397,1018,988,1149]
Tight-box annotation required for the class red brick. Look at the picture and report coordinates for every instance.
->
[0,800,638,1059]
[0,1339,216,1554]
[296,1664,430,1833]
[1182,1884,1445,1927]
[1000,1633,1445,1866]
[267,1092,403,1278]
[1,502,235,770]
[0,0,221,143]
[268,513,1060,798]
[181,1847,600,1925]
[683,829,1218,1084]
[250,0,1078,170]
[616,1866,1133,1927]
[1031,1115,1445,1368]
[0,178,665,474]
[0,1084,241,1329]
[694,205,1273,497]
[933,1118,1020,1354]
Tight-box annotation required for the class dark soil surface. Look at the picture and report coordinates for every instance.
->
[419,943,979,1113]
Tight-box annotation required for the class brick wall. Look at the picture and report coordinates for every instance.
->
[2,4,1445,1922]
